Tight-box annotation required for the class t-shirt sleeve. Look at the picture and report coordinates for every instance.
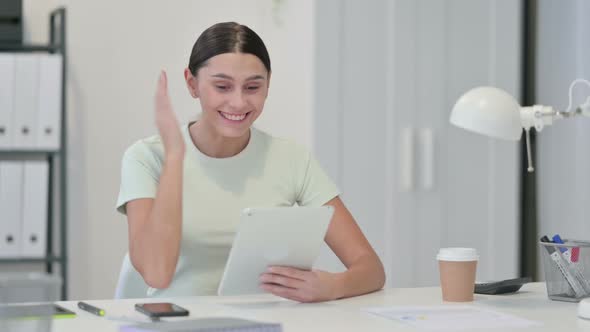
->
[295,148,340,207]
[116,143,161,215]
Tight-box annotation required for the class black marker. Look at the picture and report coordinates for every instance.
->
[78,301,105,317]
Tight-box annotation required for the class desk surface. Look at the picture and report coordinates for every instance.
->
[3,282,590,331]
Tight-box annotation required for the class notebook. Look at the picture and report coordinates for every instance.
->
[119,317,282,332]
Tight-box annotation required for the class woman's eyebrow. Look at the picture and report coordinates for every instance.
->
[210,73,266,81]
[211,73,233,80]
[245,75,266,81]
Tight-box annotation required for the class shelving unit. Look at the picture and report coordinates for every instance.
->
[0,7,68,300]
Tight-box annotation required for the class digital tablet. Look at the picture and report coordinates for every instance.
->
[217,206,334,295]
[0,303,76,319]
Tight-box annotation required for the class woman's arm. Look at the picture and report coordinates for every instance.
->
[260,196,386,302]
[323,196,386,298]
[126,71,186,289]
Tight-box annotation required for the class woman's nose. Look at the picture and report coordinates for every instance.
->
[228,90,246,109]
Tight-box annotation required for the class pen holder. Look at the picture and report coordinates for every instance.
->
[539,239,590,302]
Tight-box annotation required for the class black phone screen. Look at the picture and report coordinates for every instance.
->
[135,303,189,317]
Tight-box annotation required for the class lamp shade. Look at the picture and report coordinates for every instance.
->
[450,86,523,141]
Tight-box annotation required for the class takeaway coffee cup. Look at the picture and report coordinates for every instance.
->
[437,248,479,302]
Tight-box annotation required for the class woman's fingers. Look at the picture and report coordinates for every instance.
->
[154,70,185,156]
[266,266,308,281]
[160,70,167,89]
[259,267,317,302]
[260,268,338,303]
[156,71,171,109]
[259,272,305,289]
[260,283,311,303]
[157,70,168,96]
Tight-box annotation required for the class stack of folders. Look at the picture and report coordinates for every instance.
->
[119,317,282,332]
[0,53,63,151]
[0,160,49,258]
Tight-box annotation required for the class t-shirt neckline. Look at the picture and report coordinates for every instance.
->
[183,121,257,164]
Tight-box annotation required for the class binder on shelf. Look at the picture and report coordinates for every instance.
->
[13,54,39,150]
[0,0,23,44]
[36,54,62,150]
[0,54,15,149]
[20,160,49,258]
[0,161,24,258]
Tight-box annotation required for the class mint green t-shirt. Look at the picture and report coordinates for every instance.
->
[116,123,340,297]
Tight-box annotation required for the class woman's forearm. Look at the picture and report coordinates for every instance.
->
[131,153,184,289]
[333,252,386,299]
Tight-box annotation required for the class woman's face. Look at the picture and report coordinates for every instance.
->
[188,52,270,138]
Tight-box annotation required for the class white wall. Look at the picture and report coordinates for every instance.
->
[23,0,315,300]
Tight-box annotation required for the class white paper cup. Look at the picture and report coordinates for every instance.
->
[437,248,478,302]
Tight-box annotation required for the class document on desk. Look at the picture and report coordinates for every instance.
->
[364,306,541,331]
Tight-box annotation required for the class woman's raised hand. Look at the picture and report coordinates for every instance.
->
[155,71,185,158]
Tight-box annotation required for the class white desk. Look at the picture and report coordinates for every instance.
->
[3,282,590,331]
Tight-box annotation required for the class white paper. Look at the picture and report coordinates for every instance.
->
[364,306,541,331]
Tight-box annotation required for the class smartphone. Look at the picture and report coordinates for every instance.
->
[134,302,189,318]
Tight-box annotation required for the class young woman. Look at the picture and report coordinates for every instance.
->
[117,22,385,303]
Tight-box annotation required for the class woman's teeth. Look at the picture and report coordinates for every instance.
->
[220,112,248,121]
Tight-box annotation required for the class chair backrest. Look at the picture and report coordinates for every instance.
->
[114,252,149,299]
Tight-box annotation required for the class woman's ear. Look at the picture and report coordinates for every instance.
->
[184,68,199,99]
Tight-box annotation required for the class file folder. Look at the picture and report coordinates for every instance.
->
[20,160,48,258]
[0,161,24,258]
[0,54,15,149]
[36,54,62,150]
[13,54,39,150]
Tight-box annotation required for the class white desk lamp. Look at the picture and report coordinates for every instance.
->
[451,80,590,317]
[450,79,590,172]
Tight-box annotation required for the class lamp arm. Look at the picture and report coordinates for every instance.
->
[520,105,555,132]
[544,79,590,121]
[518,79,590,173]
[564,79,590,114]
[522,78,590,128]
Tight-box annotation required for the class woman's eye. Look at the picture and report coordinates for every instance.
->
[246,86,260,91]
[216,85,229,91]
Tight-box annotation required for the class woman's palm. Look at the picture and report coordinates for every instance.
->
[155,71,185,156]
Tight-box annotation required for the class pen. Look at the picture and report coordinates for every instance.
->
[78,301,105,317]
[552,234,569,255]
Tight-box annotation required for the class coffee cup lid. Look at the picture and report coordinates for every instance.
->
[436,248,479,261]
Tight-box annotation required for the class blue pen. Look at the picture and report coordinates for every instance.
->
[552,234,568,253]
